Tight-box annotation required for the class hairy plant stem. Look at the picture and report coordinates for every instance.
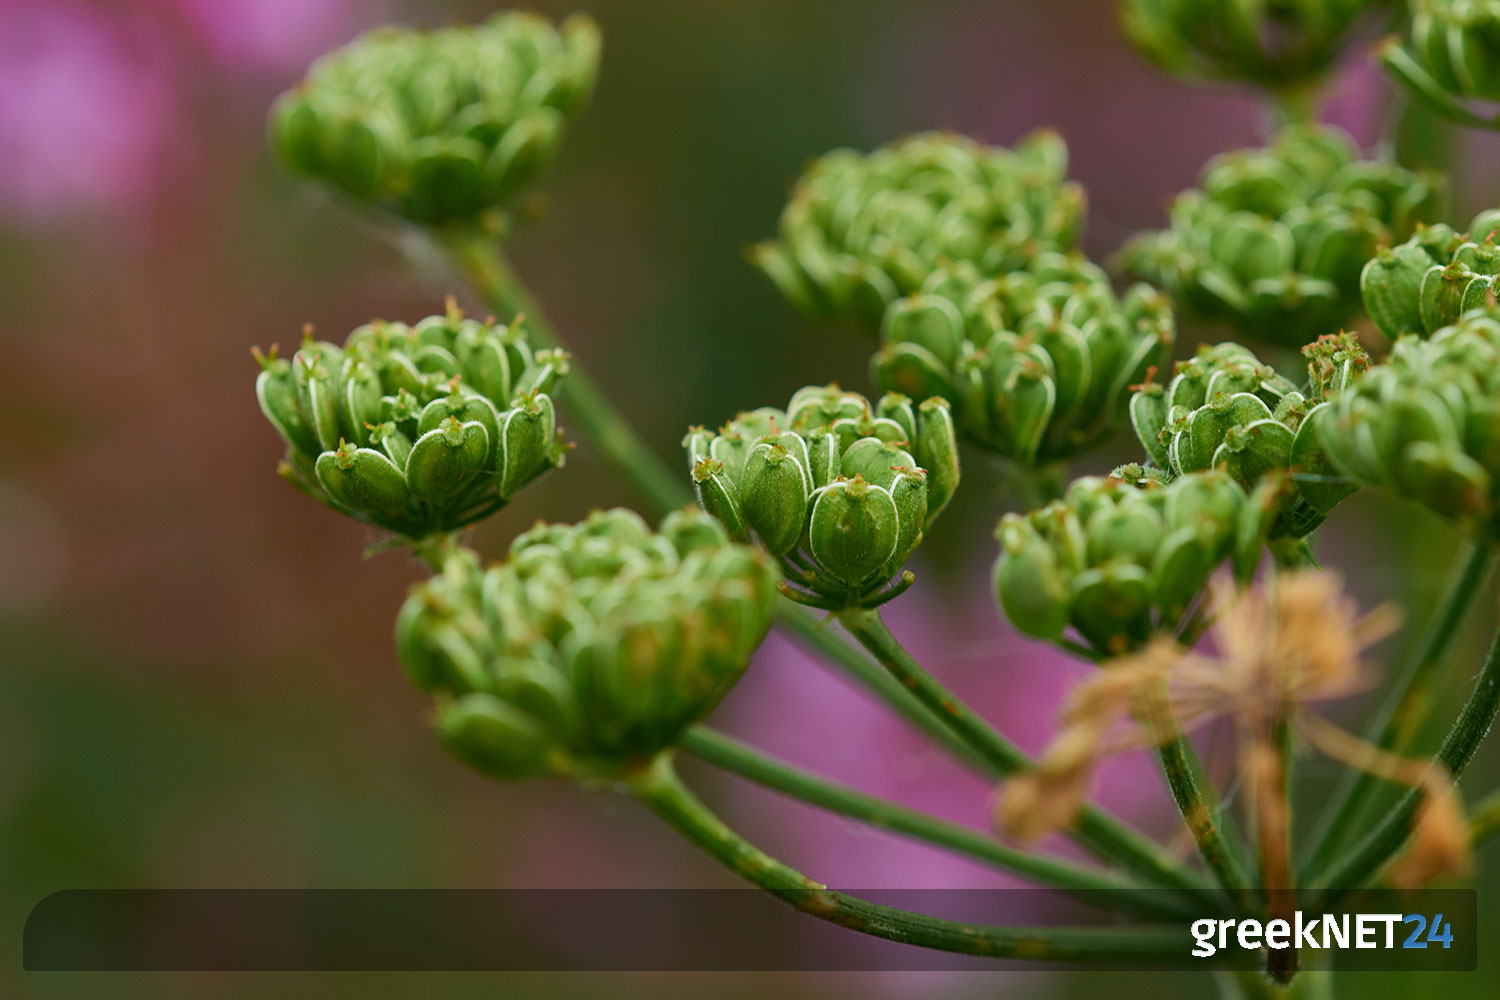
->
[1310,621,1500,907]
[1298,542,1495,883]
[679,726,1202,921]
[439,226,1214,892]
[836,608,1216,903]
[1142,682,1257,911]
[629,753,1194,962]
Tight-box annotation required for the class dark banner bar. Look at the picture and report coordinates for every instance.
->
[23,889,1476,972]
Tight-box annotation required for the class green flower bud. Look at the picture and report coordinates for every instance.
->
[255,306,568,540]
[1122,125,1444,346]
[1322,307,1500,538]
[269,12,599,224]
[755,131,1086,329]
[994,470,1253,657]
[874,252,1175,462]
[1380,2,1500,129]
[1121,0,1385,90]
[1361,210,1500,338]
[396,509,778,780]
[1126,336,1367,538]
[684,385,958,609]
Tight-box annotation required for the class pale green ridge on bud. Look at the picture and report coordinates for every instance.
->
[1120,0,1385,89]
[1360,209,1500,338]
[994,469,1258,658]
[254,305,568,541]
[1121,124,1444,346]
[397,509,779,781]
[1126,335,1369,539]
[1321,306,1500,539]
[1379,2,1500,131]
[269,12,599,224]
[875,251,1175,462]
[754,131,1086,329]
[682,384,960,610]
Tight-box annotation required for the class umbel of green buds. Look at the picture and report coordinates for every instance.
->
[1121,125,1443,346]
[255,304,568,540]
[1128,335,1368,537]
[1120,0,1383,89]
[877,251,1174,462]
[684,385,960,610]
[1321,308,1500,539]
[269,12,599,224]
[396,509,779,780]
[752,131,1085,329]
[994,469,1275,656]
[1361,208,1500,338]
[1379,2,1500,129]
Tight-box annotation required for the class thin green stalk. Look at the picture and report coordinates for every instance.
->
[679,726,1202,922]
[1147,696,1257,908]
[836,607,1215,902]
[1298,543,1494,883]
[442,224,692,513]
[1310,622,1500,907]
[629,753,1193,963]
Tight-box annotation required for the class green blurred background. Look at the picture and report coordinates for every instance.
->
[3,0,1499,996]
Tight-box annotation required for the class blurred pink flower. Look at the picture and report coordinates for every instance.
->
[0,0,177,222]
[152,0,363,76]
[1322,51,1387,149]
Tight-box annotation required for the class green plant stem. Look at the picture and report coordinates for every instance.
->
[836,607,1215,902]
[1297,542,1495,883]
[1146,692,1257,909]
[1310,621,1500,907]
[679,726,1201,921]
[442,224,692,513]
[629,753,1193,963]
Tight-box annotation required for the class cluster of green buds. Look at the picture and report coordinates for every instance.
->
[752,131,1086,329]
[1320,308,1500,538]
[1380,1,1500,130]
[1128,335,1368,538]
[1361,208,1500,338]
[396,508,779,780]
[683,385,960,610]
[1121,125,1444,345]
[994,469,1275,656]
[1120,0,1386,89]
[255,303,568,541]
[877,252,1175,462]
[269,12,600,224]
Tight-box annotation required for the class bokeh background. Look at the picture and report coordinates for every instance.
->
[4,0,1500,997]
